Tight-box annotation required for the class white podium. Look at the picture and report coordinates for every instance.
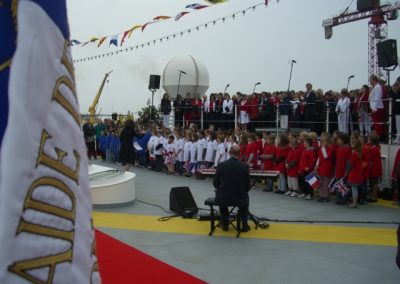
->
[89,164,136,207]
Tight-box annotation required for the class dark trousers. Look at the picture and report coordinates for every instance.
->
[86,142,96,159]
[219,203,249,223]
[155,155,163,172]
[300,172,313,196]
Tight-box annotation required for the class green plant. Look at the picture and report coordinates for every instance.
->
[137,106,160,127]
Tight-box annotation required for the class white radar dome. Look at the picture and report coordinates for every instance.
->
[162,55,209,99]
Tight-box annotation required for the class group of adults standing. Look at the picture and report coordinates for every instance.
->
[158,76,400,142]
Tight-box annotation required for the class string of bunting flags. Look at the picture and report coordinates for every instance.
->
[70,1,230,48]
[72,1,279,64]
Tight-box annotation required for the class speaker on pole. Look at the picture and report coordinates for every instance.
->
[377,39,398,68]
[169,187,198,215]
[149,74,161,90]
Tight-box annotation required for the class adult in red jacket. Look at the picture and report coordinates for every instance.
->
[346,137,363,208]
[298,137,317,199]
[238,95,250,130]
[368,134,382,202]
[316,133,335,202]
[334,132,352,205]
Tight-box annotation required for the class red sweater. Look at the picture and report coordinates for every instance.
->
[299,148,316,175]
[369,145,382,179]
[275,146,290,173]
[317,145,335,177]
[392,148,400,179]
[239,144,248,162]
[335,145,351,179]
[262,144,276,170]
[286,147,301,177]
[245,142,258,167]
[347,151,363,185]
[361,145,371,181]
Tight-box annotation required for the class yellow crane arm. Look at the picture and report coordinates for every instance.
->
[89,70,113,123]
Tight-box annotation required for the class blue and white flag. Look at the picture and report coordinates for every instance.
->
[0,1,100,283]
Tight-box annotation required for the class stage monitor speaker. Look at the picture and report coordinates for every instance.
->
[149,74,161,90]
[357,0,380,11]
[377,39,398,68]
[169,187,198,215]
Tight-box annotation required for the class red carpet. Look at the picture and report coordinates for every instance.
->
[95,230,206,284]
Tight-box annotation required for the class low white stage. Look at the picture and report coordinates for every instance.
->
[89,164,136,207]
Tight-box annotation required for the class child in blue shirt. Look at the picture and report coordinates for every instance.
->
[111,131,120,163]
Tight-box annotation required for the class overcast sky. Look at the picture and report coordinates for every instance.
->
[67,0,400,115]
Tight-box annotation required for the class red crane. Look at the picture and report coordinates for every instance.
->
[322,1,400,80]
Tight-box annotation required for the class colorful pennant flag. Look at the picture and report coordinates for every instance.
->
[120,31,130,46]
[186,3,209,10]
[0,0,99,283]
[153,15,171,21]
[97,36,107,47]
[70,39,81,46]
[109,34,118,47]
[142,21,157,32]
[128,25,142,38]
[204,0,227,4]
[175,11,190,21]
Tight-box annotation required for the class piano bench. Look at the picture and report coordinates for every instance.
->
[204,197,242,238]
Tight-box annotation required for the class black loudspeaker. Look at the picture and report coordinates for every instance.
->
[149,74,161,90]
[357,0,380,11]
[169,187,198,215]
[111,112,118,121]
[377,39,398,68]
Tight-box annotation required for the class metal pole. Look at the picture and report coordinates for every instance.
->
[287,60,296,93]
[151,90,155,122]
[326,102,330,134]
[177,72,182,98]
[201,105,204,130]
[234,104,238,130]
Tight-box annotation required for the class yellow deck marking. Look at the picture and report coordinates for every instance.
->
[93,212,397,247]
[374,199,400,209]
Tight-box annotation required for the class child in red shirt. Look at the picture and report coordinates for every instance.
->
[359,135,371,204]
[275,134,290,194]
[346,137,363,208]
[298,137,317,200]
[334,132,352,205]
[316,133,335,202]
[246,134,258,169]
[239,134,248,163]
[260,135,276,192]
[286,135,301,197]
[368,133,382,202]
[391,147,400,205]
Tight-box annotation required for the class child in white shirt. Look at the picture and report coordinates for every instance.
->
[205,131,218,168]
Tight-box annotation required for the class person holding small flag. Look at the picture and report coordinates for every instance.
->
[334,132,352,205]
[298,137,317,200]
[316,133,335,202]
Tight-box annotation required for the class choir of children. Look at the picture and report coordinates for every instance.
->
[133,125,394,208]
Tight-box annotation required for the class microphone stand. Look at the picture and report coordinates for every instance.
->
[287,60,296,93]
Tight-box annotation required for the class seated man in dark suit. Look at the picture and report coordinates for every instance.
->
[213,145,251,232]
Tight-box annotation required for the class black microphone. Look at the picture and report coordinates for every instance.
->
[178,70,187,75]
[348,75,355,79]
[224,84,230,92]
[291,60,297,64]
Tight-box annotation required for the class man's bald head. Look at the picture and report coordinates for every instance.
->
[229,144,241,158]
